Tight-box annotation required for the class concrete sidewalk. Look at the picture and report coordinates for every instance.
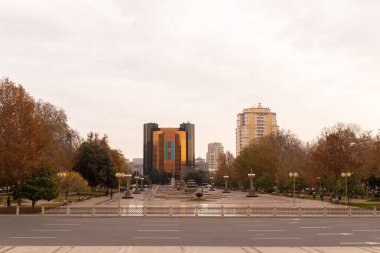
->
[1,246,379,253]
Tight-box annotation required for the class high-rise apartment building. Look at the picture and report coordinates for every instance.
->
[143,122,195,177]
[206,142,224,173]
[236,103,278,156]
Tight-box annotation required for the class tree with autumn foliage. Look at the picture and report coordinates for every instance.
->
[351,133,380,180]
[214,152,236,187]
[1,78,131,205]
[308,123,380,195]
[233,142,277,190]
[62,172,89,199]
[0,78,81,189]
[0,78,50,186]
[233,130,307,193]
[35,101,82,173]
[309,123,362,179]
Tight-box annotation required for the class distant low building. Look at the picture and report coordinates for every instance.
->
[195,157,209,172]
[132,158,143,175]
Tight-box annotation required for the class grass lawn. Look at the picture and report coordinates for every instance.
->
[190,198,208,202]
[0,191,107,208]
[349,202,380,209]
[367,198,380,202]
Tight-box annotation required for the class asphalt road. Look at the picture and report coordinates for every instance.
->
[1,216,380,247]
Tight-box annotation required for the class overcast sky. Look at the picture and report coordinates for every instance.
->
[1,0,379,160]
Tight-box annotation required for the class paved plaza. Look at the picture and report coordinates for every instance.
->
[69,188,342,208]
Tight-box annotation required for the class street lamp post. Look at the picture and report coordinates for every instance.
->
[247,169,256,197]
[115,172,126,209]
[123,174,133,199]
[209,176,215,191]
[289,172,299,208]
[316,176,323,199]
[115,172,125,208]
[134,176,140,194]
[140,177,145,192]
[223,175,230,193]
[171,170,175,187]
[341,171,352,205]
[316,177,322,193]
[57,172,67,205]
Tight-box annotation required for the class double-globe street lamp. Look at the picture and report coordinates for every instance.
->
[57,172,67,205]
[341,171,352,205]
[134,176,141,194]
[123,174,133,199]
[247,169,257,197]
[140,177,145,192]
[115,172,127,208]
[223,175,230,193]
[289,172,299,208]
[316,177,322,194]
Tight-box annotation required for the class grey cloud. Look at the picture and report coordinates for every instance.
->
[1,0,380,158]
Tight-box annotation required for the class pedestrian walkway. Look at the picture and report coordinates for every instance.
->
[69,189,341,208]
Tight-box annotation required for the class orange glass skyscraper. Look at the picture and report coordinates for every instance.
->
[143,122,195,177]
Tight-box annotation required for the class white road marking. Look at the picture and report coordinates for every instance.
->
[31,230,70,232]
[340,242,380,245]
[317,233,353,236]
[138,230,180,232]
[234,221,267,223]
[301,227,333,229]
[353,230,380,232]
[9,237,57,239]
[279,218,301,221]
[247,230,285,232]
[134,237,179,240]
[240,224,273,227]
[140,224,179,226]
[252,237,300,240]
[43,224,81,226]
[334,223,368,226]
[56,218,86,222]
[142,221,178,223]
